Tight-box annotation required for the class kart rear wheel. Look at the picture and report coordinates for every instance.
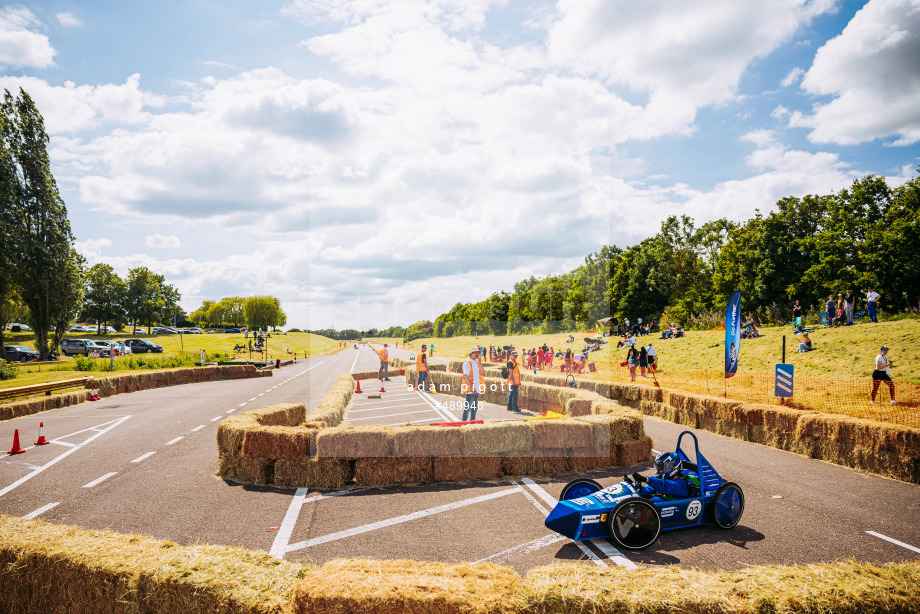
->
[607,498,661,550]
[711,482,744,529]
[560,478,602,501]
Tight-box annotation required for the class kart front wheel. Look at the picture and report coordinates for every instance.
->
[559,478,602,501]
[607,498,661,550]
[712,482,744,529]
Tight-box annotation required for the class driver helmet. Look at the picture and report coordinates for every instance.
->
[653,451,682,479]
[383,343,388,347]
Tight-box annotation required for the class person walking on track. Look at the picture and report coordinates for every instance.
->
[378,343,390,381]
[506,350,521,412]
[870,345,896,405]
[416,344,428,391]
[461,347,484,421]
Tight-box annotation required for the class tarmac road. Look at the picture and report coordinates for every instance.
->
[1,345,918,574]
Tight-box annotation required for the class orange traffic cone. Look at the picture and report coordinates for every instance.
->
[90,387,99,401]
[355,379,363,393]
[7,429,25,455]
[34,422,49,445]
[379,382,386,393]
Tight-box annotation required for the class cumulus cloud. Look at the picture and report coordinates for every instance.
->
[0,6,55,67]
[56,12,82,27]
[144,234,181,248]
[781,67,805,87]
[74,238,112,263]
[546,0,837,129]
[791,0,920,145]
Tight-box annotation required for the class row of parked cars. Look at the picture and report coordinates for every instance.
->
[59,338,164,357]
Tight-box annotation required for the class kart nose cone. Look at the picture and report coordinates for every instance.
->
[545,501,582,540]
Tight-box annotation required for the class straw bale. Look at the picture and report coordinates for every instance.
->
[274,458,354,489]
[564,398,593,417]
[433,456,503,482]
[521,560,920,614]
[217,415,261,455]
[390,426,463,457]
[615,436,653,467]
[463,422,533,455]
[317,426,391,458]
[354,457,433,486]
[290,558,519,614]
[713,418,748,441]
[501,449,570,476]
[638,385,663,404]
[532,420,592,450]
[763,405,805,434]
[218,453,271,485]
[568,447,611,473]
[242,426,314,460]
[592,381,612,399]
[0,515,307,614]
[254,404,297,427]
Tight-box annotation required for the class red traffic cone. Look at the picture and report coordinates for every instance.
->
[379,383,386,393]
[90,387,99,401]
[7,429,25,455]
[35,422,49,445]
[355,379,363,393]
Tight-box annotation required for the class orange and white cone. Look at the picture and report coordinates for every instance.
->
[355,379,363,393]
[379,382,386,393]
[90,387,99,401]
[34,422,49,445]
[7,429,25,455]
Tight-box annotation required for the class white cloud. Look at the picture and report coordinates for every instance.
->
[792,0,920,145]
[781,67,805,87]
[145,234,181,248]
[0,6,55,67]
[74,238,112,263]
[546,0,837,127]
[55,12,82,28]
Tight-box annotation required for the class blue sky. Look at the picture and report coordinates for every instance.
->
[2,0,918,329]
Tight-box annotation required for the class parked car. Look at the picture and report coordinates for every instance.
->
[3,345,39,362]
[224,328,243,334]
[152,327,178,335]
[94,340,131,356]
[60,338,96,356]
[123,339,164,353]
[69,325,88,333]
[183,327,203,334]
[6,323,32,332]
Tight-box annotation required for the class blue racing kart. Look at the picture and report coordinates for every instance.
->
[545,431,744,550]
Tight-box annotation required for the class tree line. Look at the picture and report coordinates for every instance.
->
[189,296,287,331]
[82,264,181,334]
[420,173,920,338]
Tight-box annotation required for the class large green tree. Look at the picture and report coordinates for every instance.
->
[82,263,125,335]
[243,295,286,330]
[1,89,83,358]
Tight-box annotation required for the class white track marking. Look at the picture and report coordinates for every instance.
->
[348,403,432,412]
[226,408,236,414]
[24,502,60,519]
[191,425,206,432]
[83,472,117,488]
[475,534,568,563]
[165,436,184,445]
[349,346,362,372]
[270,488,309,559]
[348,410,436,421]
[867,531,920,554]
[382,418,443,426]
[258,393,265,397]
[211,416,223,422]
[50,440,77,448]
[652,449,662,455]
[285,487,521,554]
[48,417,129,444]
[414,388,457,422]
[132,452,156,463]
[0,416,132,499]
[522,478,637,569]
[249,397,257,402]
[300,488,371,506]
[238,402,248,407]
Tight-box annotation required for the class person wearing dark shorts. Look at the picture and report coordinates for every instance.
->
[870,346,896,405]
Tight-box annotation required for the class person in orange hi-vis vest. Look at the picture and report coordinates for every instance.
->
[461,347,484,421]
[378,343,390,381]
[506,350,521,412]
[416,344,428,391]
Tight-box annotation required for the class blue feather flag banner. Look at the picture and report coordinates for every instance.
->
[725,291,742,378]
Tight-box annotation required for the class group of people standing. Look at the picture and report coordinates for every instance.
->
[624,343,657,381]
[458,346,523,420]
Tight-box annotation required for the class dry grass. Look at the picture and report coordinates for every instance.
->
[0,514,307,614]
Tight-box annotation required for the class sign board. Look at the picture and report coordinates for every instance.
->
[775,364,794,398]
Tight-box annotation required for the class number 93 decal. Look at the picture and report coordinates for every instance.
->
[685,499,702,520]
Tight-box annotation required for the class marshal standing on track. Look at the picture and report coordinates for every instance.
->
[378,343,390,381]
[416,344,428,391]
[505,350,521,412]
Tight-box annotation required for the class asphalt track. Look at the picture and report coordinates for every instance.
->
[1,344,918,575]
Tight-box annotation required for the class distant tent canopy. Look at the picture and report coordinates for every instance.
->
[596,317,618,327]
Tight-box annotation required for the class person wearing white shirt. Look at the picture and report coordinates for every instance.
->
[866,288,881,323]
[870,346,895,405]
[461,347,484,421]
[646,343,657,371]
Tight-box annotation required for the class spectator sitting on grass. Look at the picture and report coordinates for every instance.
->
[797,332,813,353]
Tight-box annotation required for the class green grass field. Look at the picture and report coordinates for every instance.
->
[1,331,341,391]
[404,319,920,385]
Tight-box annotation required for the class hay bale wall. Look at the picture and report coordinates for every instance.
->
[609,379,920,484]
[1,365,262,423]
